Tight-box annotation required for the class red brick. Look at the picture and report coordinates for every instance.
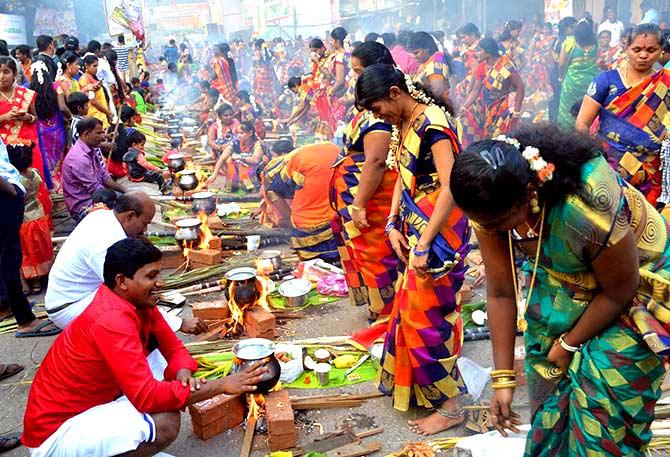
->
[208,236,222,250]
[268,432,297,451]
[192,300,230,321]
[189,260,209,271]
[159,246,185,269]
[245,307,275,334]
[188,248,222,266]
[207,215,225,231]
[189,394,245,440]
[266,390,295,438]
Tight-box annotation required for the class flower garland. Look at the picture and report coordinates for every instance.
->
[495,134,555,184]
[386,125,400,170]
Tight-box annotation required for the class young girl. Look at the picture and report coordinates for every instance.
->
[7,144,54,295]
[122,130,168,192]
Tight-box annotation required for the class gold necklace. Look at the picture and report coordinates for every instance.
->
[523,215,542,238]
[0,86,15,102]
[399,102,421,142]
[623,61,654,87]
[508,205,545,332]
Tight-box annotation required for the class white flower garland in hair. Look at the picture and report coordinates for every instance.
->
[495,135,555,183]
[30,60,49,85]
[386,125,400,170]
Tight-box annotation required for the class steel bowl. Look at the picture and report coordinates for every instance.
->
[258,250,282,272]
[167,154,186,173]
[174,217,201,241]
[191,191,217,215]
[177,170,198,191]
[278,278,311,308]
[231,338,281,393]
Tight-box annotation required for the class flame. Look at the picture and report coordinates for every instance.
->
[255,258,274,276]
[182,240,193,259]
[224,282,246,336]
[255,276,272,312]
[247,393,265,420]
[184,160,208,192]
[197,211,214,249]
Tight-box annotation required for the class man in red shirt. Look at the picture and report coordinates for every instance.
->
[23,237,266,456]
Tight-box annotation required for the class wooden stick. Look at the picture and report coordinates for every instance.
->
[354,428,383,439]
[182,285,223,297]
[240,416,256,457]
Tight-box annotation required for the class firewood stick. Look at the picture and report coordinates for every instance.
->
[182,285,223,297]
[239,416,256,457]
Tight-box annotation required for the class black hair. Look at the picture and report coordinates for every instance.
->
[382,33,397,47]
[626,23,662,47]
[239,121,256,137]
[65,36,79,51]
[77,116,103,136]
[331,27,348,46]
[574,19,596,47]
[83,54,98,67]
[598,29,612,39]
[216,103,234,116]
[351,41,396,67]
[66,91,89,114]
[0,40,7,56]
[29,66,58,120]
[287,76,301,89]
[459,23,481,38]
[60,51,79,68]
[6,144,33,171]
[498,20,523,42]
[15,45,31,59]
[121,104,137,122]
[200,80,211,89]
[0,56,17,75]
[237,90,251,104]
[118,35,125,45]
[86,40,101,54]
[167,62,177,72]
[170,137,182,148]
[36,35,53,52]
[127,130,146,146]
[92,188,117,209]
[103,237,161,290]
[253,39,272,64]
[557,17,578,42]
[309,38,324,49]
[397,30,412,47]
[364,32,382,43]
[662,30,670,53]
[142,71,150,79]
[450,123,599,218]
[131,77,140,85]
[408,31,437,54]
[271,139,294,155]
[355,64,455,115]
[217,43,238,87]
[478,37,501,58]
[157,78,163,83]
[207,88,220,101]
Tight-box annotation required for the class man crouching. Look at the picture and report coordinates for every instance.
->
[22,237,266,456]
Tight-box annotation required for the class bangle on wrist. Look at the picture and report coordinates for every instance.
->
[412,245,430,257]
[351,204,364,211]
[384,220,400,236]
[558,334,582,353]
[386,214,399,221]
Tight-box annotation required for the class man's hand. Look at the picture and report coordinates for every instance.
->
[220,362,268,395]
[180,317,208,335]
[175,368,207,392]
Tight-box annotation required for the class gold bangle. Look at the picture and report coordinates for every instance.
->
[491,376,516,383]
[492,381,517,390]
[491,369,516,377]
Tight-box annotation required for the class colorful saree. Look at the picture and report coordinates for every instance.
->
[455,46,485,146]
[524,33,553,102]
[414,52,451,100]
[557,44,598,128]
[481,55,518,137]
[253,59,278,108]
[521,156,668,456]
[222,139,266,192]
[36,109,66,188]
[19,169,53,279]
[79,73,110,129]
[500,39,526,70]
[267,143,340,262]
[378,105,471,411]
[330,110,398,317]
[595,69,670,206]
[259,154,292,227]
[211,56,236,103]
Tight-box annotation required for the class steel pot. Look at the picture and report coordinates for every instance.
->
[174,218,201,242]
[278,278,311,308]
[167,154,186,173]
[177,170,198,191]
[231,338,281,393]
[258,250,282,272]
[191,191,217,215]
[225,267,260,307]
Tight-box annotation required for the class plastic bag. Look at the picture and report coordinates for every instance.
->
[317,274,348,297]
[274,343,303,383]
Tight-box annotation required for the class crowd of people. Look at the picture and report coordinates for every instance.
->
[1,3,670,454]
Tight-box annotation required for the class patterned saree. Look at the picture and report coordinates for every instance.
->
[482,55,517,137]
[378,105,471,411]
[330,110,399,317]
[414,52,451,101]
[522,156,669,456]
[557,44,598,129]
[596,68,670,206]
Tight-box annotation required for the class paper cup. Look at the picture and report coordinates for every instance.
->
[246,235,261,251]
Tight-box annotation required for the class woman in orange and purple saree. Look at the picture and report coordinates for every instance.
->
[356,65,471,436]
[576,24,668,206]
[330,42,399,321]
[211,43,238,104]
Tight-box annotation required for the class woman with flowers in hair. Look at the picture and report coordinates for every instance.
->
[461,37,525,138]
[409,31,453,102]
[355,64,470,435]
[330,42,399,323]
[451,123,669,455]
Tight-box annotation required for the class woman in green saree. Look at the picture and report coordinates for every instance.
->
[558,19,599,128]
[450,124,670,456]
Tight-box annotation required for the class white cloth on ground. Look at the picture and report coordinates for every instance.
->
[27,396,157,457]
[455,425,530,456]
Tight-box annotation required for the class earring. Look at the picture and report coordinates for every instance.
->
[530,192,540,214]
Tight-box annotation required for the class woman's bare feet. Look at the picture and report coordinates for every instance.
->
[408,398,465,436]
